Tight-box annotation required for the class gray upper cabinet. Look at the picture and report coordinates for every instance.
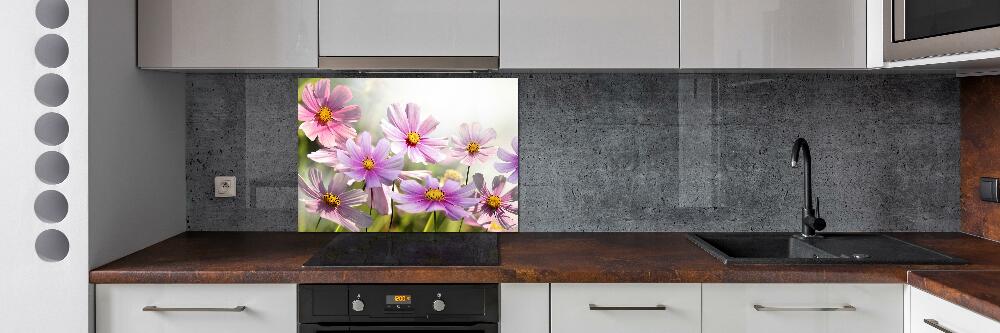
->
[500,0,680,69]
[319,0,500,57]
[137,0,318,69]
[680,0,870,69]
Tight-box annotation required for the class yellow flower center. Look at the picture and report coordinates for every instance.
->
[406,131,421,146]
[315,106,334,123]
[485,195,502,209]
[466,142,481,155]
[424,188,445,201]
[362,157,376,170]
[489,220,504,231]
[321,193,341,208]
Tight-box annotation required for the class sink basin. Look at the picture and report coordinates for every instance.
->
[687,233,966,265]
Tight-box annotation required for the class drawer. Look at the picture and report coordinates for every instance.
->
[551,283,700,333]
[702,283,903,333]
[96,284,296,333]
[910,287,1000,333]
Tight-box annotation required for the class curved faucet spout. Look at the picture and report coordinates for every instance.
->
[791,138,813,211]
[791,138,824,237]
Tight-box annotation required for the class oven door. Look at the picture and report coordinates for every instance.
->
[300,323,498,333]
[885,0,1000,61]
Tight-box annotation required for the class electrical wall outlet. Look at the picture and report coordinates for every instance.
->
[981,177,999,202]
[215,176,236,198]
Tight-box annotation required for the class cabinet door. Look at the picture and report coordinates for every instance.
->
[680,0,867,68]
[96,284,297,333]
[500,284,548,333]
[138,0,318,68]
[910,287,1000,333]
[551,283,700,333]
[501,0,680,69]
[319,0,499,57]
[702,283,903,333]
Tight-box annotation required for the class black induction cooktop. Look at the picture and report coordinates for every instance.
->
[302,233,500,267]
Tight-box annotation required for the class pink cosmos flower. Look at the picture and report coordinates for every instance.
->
[298,79,360,148]
[298,168,372,231]
[466,213,519,232]
[450,123,498,165]
[370,170,434,216]
[392,176,477,220]
[466,173,518,231]
[308,132,403,189]
[495,137,519,184]
[400,170,432,181]
[380,103,447,164]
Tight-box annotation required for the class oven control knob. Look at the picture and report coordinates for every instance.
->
[351,299,365,312]
[432,299,446,312]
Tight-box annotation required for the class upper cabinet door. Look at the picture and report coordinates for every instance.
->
[138,0,318,69]
[501,0,680,69]
[319,0,500,57]
[681,0,868,68]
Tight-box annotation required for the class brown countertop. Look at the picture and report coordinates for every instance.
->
[91,232,1000,284]
[908,270,1000,322]
[90,231,1000,320]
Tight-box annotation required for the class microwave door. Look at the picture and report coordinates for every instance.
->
[896,0,1000,42]
[885,0,1000,61]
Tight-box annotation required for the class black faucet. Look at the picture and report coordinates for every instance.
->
[791,138,826,237]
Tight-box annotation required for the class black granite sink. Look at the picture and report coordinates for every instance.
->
[687,233,966,265]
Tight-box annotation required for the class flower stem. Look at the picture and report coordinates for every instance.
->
[387,183,396,232]
[465,166,471,185]
[367,188,373,232]
[314,217,322,231]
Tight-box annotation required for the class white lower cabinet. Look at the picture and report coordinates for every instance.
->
[96,284,297,333]
[910,286,1000,333]
[500,283,549,333]
[702,283,904,333]
[551,283,701,333]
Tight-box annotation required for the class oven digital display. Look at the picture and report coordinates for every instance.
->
[386,295,412,304]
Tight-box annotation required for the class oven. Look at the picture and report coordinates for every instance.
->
[298,284,498,333]
[884,0,1000,61]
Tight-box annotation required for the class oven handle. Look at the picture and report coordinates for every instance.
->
[348,323,497,331]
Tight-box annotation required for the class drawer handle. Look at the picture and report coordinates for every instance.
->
[923,319,955,333]
[589,304,667,311]
[753,304,856,312]
[142,306,247,312]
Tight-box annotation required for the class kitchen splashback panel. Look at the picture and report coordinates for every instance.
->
[186,73,959,232]
[295,78,518,232]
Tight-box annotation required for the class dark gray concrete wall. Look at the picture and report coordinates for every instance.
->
[186,73,960,232]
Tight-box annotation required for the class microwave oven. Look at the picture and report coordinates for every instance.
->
[884,0,1000,62]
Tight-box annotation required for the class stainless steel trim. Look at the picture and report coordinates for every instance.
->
[884,0,1000,62]
[892,0,905,41]
[588,304,667,311]
[142,306,247,312]
[923,319,956,333]
[318,57,498,71]
[753,304,856,312]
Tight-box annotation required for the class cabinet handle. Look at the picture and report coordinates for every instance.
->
[923,319,955,333]
[753,304,856,312]
[142,306,247,312]
[589,304,667,311]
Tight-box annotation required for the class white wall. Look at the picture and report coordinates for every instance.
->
[88,0,186,269]
[0,0,90,331]
[0,0,185,331]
